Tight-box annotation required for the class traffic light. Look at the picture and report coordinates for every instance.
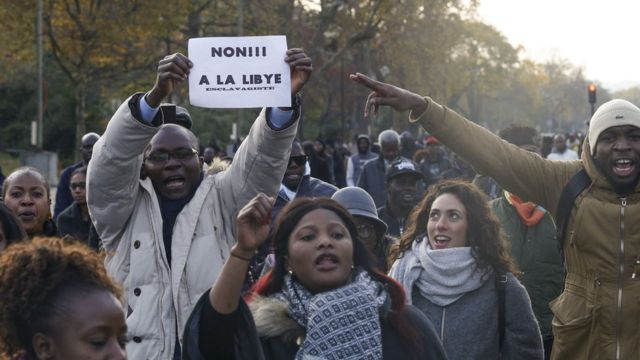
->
[588,83,597,104]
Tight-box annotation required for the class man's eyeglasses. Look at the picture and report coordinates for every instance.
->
[70,182,86,190]
[146,148,198,164]
[288,155,308,167]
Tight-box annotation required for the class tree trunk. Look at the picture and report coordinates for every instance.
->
[74,82,87,162]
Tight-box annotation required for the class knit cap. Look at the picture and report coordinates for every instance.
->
[588,99,640,155]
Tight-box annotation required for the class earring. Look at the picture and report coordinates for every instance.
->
[288,269,293,275]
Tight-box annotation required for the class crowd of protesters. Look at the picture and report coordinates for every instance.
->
[0,42,637,360]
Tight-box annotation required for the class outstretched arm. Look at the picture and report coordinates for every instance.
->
[210,194,274,314]
[349,72,427,117]
[349,72,579,211]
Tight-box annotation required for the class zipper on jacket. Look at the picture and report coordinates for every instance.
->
[569,230,575,247]
[615,197,627,360]
[440,307,446,342]
[632,256,640,279]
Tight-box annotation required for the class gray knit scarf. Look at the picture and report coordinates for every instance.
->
[389,237,489,306]
[276,269,387,360]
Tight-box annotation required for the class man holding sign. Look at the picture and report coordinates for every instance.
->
[87,45,311,360]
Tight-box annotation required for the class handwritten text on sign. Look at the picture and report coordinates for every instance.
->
[188,36,290,108]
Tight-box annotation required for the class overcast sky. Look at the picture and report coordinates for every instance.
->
[477,0,640,90]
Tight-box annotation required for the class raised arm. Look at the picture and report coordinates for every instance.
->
[210,193,274,314]
[87,53,192,249]
[214,49,312,222]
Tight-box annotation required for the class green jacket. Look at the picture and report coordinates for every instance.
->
[490,195,563,339]
[412,97,640,360]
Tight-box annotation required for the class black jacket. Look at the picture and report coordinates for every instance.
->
[271,175,338,222]
[57,203,91,242]
[183,291,448,360]
[357,155,388,208]
[377,204,410,238]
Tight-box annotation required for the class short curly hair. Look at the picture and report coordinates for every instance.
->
[0,237,122,357]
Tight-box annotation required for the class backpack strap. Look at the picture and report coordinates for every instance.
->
[496,272,507,349]
[555,168,591,259]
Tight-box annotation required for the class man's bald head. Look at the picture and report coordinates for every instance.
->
[80,132,101,164]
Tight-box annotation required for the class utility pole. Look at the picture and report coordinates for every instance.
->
[34,0,44,149]
[340,55,345,141]
[234,0,245,147]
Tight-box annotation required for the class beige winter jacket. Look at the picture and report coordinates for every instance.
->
[412,98,640,360]
[87,95,298,360]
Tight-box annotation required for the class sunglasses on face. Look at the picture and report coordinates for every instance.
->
[288,155,308,167]
[146,148,198,164]
[70,182,86,190]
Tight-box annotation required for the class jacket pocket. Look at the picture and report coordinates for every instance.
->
[549,283,597,359]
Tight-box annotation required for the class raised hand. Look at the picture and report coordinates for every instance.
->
[146,53,193,108]
[234,193,274,257]
[349,72,427,118]
[286,48,313,96]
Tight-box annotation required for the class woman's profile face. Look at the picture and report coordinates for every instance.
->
[38,290,127,360]
[3,173,50,236]
[286,208,354,293]
[427,193,468,250]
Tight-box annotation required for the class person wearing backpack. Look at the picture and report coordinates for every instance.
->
[389,180,543,360]
[351,72,640,360]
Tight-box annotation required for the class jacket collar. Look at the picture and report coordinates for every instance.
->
[249,295,304,343]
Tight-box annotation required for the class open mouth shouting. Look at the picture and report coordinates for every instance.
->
[612,158,635,177]
[315,252,339,271]
[164,175,186,190]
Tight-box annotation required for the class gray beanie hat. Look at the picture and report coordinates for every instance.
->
[588,99,640,155]
[332,187,388,236]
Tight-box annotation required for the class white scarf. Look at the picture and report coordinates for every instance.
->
[389,237,489,306]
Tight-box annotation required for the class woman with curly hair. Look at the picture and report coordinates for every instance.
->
[0,203,27,252]
[182,194,447,360]
[388,180,543,360]
[0,237,126,359]
[2,167,57,238]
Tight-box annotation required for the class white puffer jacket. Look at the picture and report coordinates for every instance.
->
[87,95,298,360]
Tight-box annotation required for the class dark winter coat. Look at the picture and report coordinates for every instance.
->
[412,272,543,360]
[490,194,563,340]
[53,161,84,220]
[183,292,449,360]
[56,202,91,242]
[271,175,338,222]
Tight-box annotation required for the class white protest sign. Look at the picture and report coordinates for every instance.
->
[188,36,291,108]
